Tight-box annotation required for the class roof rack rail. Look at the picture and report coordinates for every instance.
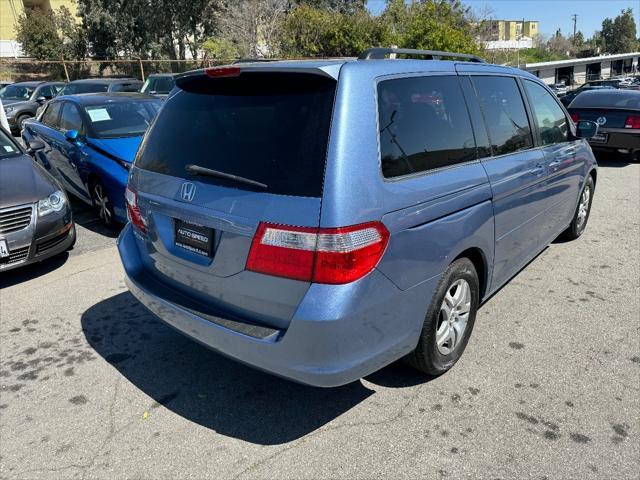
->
[358,48,486,63]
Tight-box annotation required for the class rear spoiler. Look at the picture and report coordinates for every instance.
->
[175,63,342,91]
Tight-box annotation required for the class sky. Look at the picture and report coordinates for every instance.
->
[366,0,640,39]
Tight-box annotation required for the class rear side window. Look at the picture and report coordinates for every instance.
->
[41,102,62,128]
[471,76,533,156]
[378,75,477,178]
[62,83,109,95]
[135,73,336,197]
[523,80,569,145]
[111,82,142,92]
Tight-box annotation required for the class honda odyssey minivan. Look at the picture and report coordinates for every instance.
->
[118,48,599,387]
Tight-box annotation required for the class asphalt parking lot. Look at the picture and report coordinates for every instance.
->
[1,154,639,480]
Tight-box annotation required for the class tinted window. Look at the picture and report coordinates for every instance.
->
[37,85,55,99]
[0,84,35,100]
[41,102,62,128]
[141,76,175,94]
[378,75,477,178]
[472,76,533,156]
[111,82,142,92]
[136,73,336,197]
[84,100,161,138]
[60,83,109,95]
[571,91,640,109]
[523,80,569,145]
[60,102,85,132]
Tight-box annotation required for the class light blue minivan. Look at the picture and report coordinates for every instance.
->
[118,49,599,387]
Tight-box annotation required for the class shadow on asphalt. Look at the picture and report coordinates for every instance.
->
[69,197,121,238]
[0,252,69,289]
[594,151,636,168]
[82,291,432,444]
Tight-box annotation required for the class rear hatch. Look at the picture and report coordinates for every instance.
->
[128,69,337,330]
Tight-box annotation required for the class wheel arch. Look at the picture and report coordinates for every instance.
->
[454,247,489,301]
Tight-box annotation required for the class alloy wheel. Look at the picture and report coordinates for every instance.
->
[436,279,471,355]
[577,185,590,230]
[93,184,112,225]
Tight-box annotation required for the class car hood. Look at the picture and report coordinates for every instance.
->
[87,136,143,163]
[2,99,30,108]
[0,154,58,208]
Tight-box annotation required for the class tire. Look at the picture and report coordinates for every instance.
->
[562,175,594,241]
[91,180,117,228]
[16,114,31,130]
[406,258,480,376]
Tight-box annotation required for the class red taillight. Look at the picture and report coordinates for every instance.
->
[125,185,146,233]
[570,113,580,123]
[205,66,241,78]
[246,221,390,284]
[624,115,640,129]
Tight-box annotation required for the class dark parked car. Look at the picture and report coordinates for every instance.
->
[140,73,177,97]
[0,81,66,133]
[58,78,144,96]
[0,127,75,272]
[118,49,599,387]
[23,93,162,227]
[560,85,616,107]
[568,89,640,161]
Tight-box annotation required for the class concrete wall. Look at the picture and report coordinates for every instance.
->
[538,68,556,85]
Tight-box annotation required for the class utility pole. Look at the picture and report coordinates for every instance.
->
[572,14,578,41]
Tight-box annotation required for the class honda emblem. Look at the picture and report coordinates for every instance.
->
[180,182,196,202]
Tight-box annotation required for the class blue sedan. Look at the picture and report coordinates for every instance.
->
[22,93,162,227]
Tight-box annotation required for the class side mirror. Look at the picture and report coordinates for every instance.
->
[27,138,45,152]
[575,120,599,139]
[65,129,80,142]
[36,96,47,103]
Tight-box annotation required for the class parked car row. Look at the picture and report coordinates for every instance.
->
[1,50,637,388]
[0,74,177,134]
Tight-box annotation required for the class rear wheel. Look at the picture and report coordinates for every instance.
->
[406,258,479,376]
[91,180,117,228]
[562,175,594,241]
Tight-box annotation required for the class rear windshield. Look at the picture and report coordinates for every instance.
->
[572,92,640,109]
[135,72,336,197]
[60,83,109,95]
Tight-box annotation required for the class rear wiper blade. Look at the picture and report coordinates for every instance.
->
[185,164,268,189]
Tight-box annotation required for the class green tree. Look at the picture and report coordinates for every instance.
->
[601,9,638,53]
[202,38,240,61]
[280,5,389,57]
[381,0,480,54]
[296,0,366,14]
[15,9,63,60]
[15,6,86,60]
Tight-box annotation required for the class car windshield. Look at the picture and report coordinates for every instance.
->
[60,83,109,95]
[0,128,21,159]
[84,100,162,138]
[0,85,35,100]
[141,76,175,94]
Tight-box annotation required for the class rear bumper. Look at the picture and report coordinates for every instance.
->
[589,129,640,152]
[118,223,437,387]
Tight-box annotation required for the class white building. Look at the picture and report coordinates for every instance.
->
[523,52,639,86]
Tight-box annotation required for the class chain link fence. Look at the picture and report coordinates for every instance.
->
[0,58,235,82]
